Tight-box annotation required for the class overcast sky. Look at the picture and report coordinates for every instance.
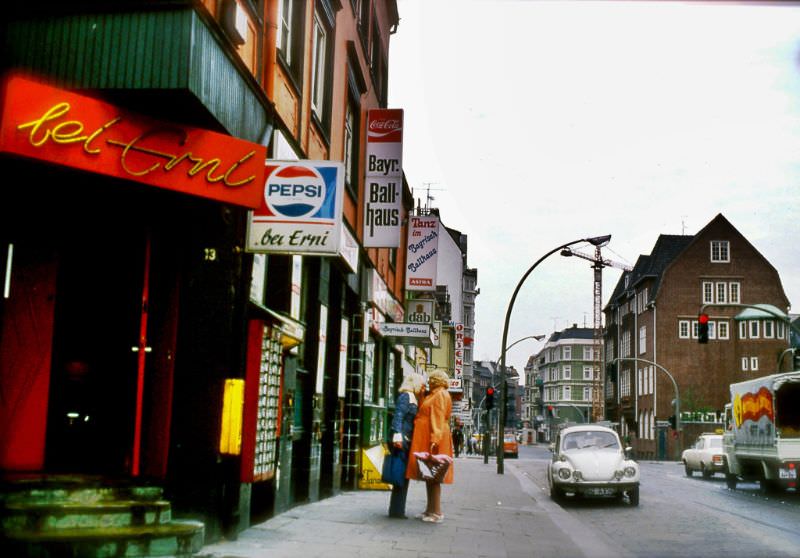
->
[388,0,800,376]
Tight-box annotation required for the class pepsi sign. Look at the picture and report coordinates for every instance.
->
[248,160,344,255]
[263,163,338,220]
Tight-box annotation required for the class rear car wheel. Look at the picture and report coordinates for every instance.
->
[684,461,693,477]
[725,473,738,489]
[701,463,713,478]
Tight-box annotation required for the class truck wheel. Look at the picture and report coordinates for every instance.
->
[684,462,693,477]
[725,473,737,489]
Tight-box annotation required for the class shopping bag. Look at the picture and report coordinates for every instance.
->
[412,452,452,483]
[381,449,407,486]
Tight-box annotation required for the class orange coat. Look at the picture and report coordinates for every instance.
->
[406,387,454,484]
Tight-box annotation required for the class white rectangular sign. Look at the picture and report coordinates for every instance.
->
[364,109,403,248]
[247,160,344,255]
[454,323,464,379]
[405,215,439,291]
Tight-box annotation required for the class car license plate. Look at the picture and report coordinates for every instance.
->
[778,467,797,479]
[585,488,615,496]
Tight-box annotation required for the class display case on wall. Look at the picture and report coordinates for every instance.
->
[242,320,283,482]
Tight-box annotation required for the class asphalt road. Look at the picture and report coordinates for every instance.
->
[512,444,800,558]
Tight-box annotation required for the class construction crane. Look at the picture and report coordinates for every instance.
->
[561,245,632,422]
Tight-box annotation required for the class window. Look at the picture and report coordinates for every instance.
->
[277,0,305,83]
[583,386,591,401]
[621,330,631,357]
[639,325,647,353]
[563,365,571,380]
[564,385,571,400]
[562,346,572,360]
[692,320,699,339]
[708,321,716,340]
[711,240,730,263]
[750,357,759,371]
[718,321,729,340]
[730,282,740,303]
[310,10,330,124]
[583,346,593,360]
[777,321,785,339]
[741,357,749,371]
[343,85,360,197]
[749,320,760,339]
[583,366,593,380]
[739,321,747,339]
[764,320,774,338]
[715,282,727,303]
[702,282,713,304]
[679,320,690,339]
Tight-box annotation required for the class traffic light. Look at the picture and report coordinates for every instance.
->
[547,405,556,418]
[668,415,677,429]
[485,387,495,410]
[698,313,709,344]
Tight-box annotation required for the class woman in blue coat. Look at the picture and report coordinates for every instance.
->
[388,372,426,518]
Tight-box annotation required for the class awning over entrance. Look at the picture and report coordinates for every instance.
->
[734,304,789,321]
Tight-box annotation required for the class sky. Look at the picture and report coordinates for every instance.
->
[388,0,800,376]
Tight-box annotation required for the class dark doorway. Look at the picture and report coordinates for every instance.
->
[45,211,145,475]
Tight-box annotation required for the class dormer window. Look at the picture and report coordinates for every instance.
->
[710,240,730,263]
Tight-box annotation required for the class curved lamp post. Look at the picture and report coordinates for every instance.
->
[497,235,611,474]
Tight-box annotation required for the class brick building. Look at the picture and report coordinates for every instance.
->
[1,0,419,551]
[603,214,791,460]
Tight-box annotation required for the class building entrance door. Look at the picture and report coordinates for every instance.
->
[45,212,152,475]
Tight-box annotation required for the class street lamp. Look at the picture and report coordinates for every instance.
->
[497,235,611,474]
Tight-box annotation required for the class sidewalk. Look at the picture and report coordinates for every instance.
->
[197,456,584,558]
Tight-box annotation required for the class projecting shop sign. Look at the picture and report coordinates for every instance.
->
[404,215,439,292]
[247,160,344,255]
[363,109,403,248]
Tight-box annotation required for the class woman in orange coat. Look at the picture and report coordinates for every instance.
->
[406,369,453,523]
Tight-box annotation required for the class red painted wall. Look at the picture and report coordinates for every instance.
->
[0,246,56,471]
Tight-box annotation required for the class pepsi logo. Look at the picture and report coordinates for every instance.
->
[265,164,326,218]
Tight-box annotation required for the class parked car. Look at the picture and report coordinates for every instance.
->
[503,432,519,458]
[681,433,724,478]
[547,424,639,505]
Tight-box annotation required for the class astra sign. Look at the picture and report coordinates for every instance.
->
[247,160,344,255]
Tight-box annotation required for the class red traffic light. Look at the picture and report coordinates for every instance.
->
[698,313,709,324]
[486,387,495,396]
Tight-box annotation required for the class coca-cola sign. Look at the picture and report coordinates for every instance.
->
[364,108,404,248]
[367,109,403,143]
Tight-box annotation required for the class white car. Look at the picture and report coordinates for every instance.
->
[681,433,724,478]
[547,425,640,505]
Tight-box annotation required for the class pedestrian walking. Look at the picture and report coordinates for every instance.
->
[407,369,454,524]
[452,424,464,458]
[387,372,426,519]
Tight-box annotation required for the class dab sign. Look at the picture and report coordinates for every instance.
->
[405,299,434,325]
[247,160,344,255]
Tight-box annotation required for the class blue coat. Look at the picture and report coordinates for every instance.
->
[392,392,418,450]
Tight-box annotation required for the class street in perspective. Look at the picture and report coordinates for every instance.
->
[2,1,800,558]
[199,445,800,558]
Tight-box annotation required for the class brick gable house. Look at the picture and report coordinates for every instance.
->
[604,214,791,460]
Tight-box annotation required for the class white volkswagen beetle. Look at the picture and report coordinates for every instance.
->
[547,424,640,505]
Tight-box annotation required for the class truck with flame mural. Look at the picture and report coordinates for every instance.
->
[722,372,800,491]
